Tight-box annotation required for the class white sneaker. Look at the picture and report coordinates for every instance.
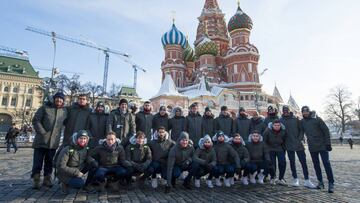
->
[215,178,222,187]
[277,179,287,186]
[159,178,167,186]
[304,179,317,189]
[241,177,249,185]
[151,178,158,189]
[270,178,276,185]
[195,179,201,188]
[230,177,235,185]
[207,180,214,188]
[257,172,264,184]
[224,178,231,187]
[291,178,300,187]
[180,171,188,180]
[249,173,256,184]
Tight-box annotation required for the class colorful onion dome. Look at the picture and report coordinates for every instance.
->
[161,23,187,48]
[183,41,195,62]
[195,36,218,57]
[228,5,253,32]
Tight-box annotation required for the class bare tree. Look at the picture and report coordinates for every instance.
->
[55,74,83,103]
[108,83,121,98]
[354,96,360,121]
[84,82,103,108]
[324,85,353,134]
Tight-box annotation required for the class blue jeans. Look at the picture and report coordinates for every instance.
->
[68,177,85,189]
[213,164,235,178]
[94,166,128,183]
[192,162,215,179]
[31,148,56,177]
[6,139,17,152]
[287,150,309,180]
[244,161,275,177]
[310,151,334,184]
[147,161,166,178]
[168,163,195,182]
[269,151,286,179]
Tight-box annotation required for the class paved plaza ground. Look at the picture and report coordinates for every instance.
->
[0,145,359,203]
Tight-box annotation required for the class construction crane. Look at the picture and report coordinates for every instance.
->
[33,66,84,76]
[25,26,130,93]
[115,55,146,91]
[0,45,29,60]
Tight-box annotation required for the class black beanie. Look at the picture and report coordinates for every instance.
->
[301,106,310,113]
[53,92,65,101]
[119,98,128,105]
[205,107,211,112]
[221,106,228,111]
[282,105,290,112]
[239,107,245,112]
[96,101,105,108]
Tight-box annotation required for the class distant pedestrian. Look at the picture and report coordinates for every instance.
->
[5,123,20,153]
[348,138,354,149]
[339,136,343,146]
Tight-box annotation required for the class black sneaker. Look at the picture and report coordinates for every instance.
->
[316,182,324,189]
[328,183,334,193]
[171,178,176,188]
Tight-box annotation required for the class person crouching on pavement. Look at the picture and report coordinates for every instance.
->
[230,133,250,185]
[212,131,241,187]
[192,135,217,188]
[165,132,195,193]
[56,130,98,194]
[148,126,175,189]
[125,131,152,187]
[244,130,273,185]
[91,132,131,192]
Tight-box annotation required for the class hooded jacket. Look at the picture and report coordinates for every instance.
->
[193,135,217,167]
[125,135,152,170]
[263,122,287,152]
[152,112,170,132]
[135,109,154,140]
[56,132,96,184]
[169,107,186,141]
[167,132,195,186]
[185,112,203,146]
[246,134,271,163]
[301,112,331,152]
[32,102,67,149]
[212,134,240,167]
[230,136,250,166]
[107,108,136,146]
[86,111,108,148]
[235,113,251,141]
[249,116,267,135]
[215,113,235,137]
[264,114,279,126]
[148,131,175,164]
[202,113,216,137]
[91,138,131,168]
[280,113,304,151]
[63,103,92,146]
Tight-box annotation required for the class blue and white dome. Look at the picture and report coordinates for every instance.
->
[161,24,187,49]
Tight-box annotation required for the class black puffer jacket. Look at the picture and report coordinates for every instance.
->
[91,139,131,168]
[169,108,186,141]
[193,135,217,167]
[215,114,235,137]
[213,137,240,167]
[301,112,331,152]
[235,114,251,141]
[86,112,108,148]
[280,113,304,151]
[152,113,170,132]
[135,110,153,140]
[148,131,175,164]
[202,114,215,137]
[250,117,267,135]
[125,135,152,171]
[246,134,270,163]
[185,112,203,145]
[263,122,287,152]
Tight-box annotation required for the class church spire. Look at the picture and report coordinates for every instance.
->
[203,0,220,11]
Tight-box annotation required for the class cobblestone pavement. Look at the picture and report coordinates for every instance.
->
[0,145,359,203]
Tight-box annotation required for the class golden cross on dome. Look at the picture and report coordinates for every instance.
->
[237,0,240,7]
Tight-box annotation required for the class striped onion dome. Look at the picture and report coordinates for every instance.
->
[161,23,187,49]
[228,5,253,32]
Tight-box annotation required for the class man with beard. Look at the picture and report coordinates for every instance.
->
[86,101,108,149]
[136,101,153,140]
[235,107,251,141]
[152,106,170,132]
[185,103,203,146]
[31,92,67,189]
[63,93,92,146]
[169,107,186,141]
[301,106,334,193]
[215,106,235,137]
[250,111,266,135]
[264,105,279,126]
[107,99,136,146]
[202,107,215,137]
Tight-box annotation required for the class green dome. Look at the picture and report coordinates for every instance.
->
[228,6,253,32]
[183,41,195,62]
[195,37,218,57]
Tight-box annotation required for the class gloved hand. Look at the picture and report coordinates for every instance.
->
[181,160,191,170]
[326,145,332,152]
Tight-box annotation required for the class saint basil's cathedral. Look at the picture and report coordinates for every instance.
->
[150,0,300,117]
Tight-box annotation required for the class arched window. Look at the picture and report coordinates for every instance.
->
[4,86,9,92]
[28,88,33,94]
[13,87,18,93]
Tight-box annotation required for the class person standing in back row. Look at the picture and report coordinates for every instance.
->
[301,106,334,193]
[136,101,154,140]
[86,101,108,149]
[215,106,235,137]
[152,106,169,133]
[185,103,203,146]
[235,107,251,141]
[202,107,215,137]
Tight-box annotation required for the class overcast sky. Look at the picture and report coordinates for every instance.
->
[2,0,360,114]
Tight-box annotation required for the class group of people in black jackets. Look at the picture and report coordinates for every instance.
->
[30,91,335,194]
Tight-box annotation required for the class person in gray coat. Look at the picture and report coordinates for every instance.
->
[235,107,251,141]
[169,107,186,141]
[215,106,235,137]
[63,93,92,146]
[107,99,136,146]
[165,132,195,193]
[301,106,334,193]
[86,101,108,149]
[280,105,316,188]
[31,92,67,189]
[202,107,215,137]
[135,101,153,140]
[185,103,203,146]
[56,130,97,194]
[192,135,217,188]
